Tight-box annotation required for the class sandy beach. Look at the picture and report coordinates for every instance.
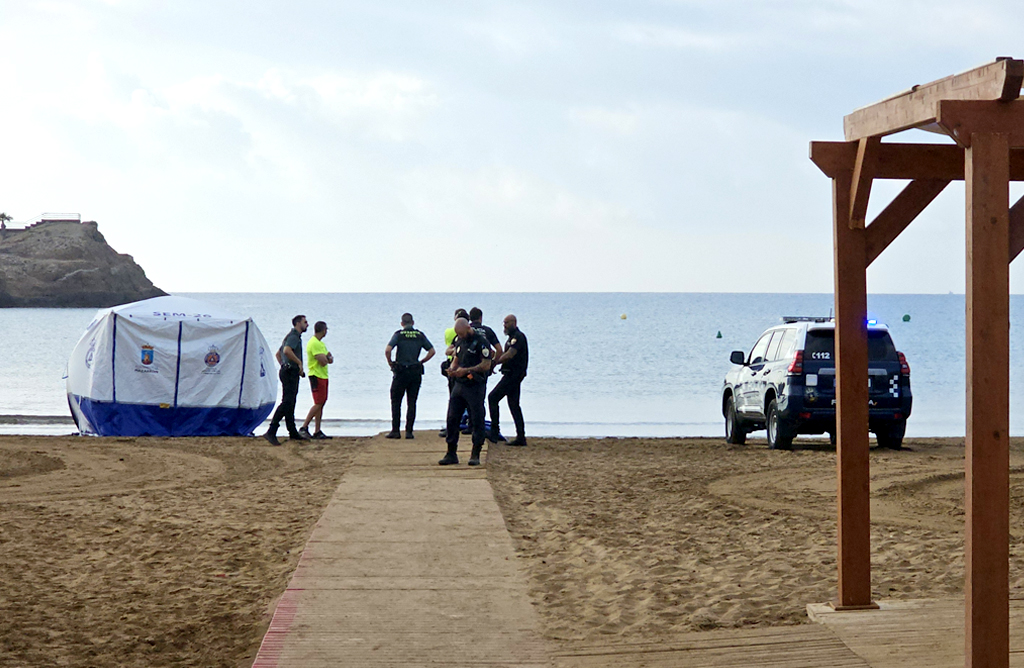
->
[2,433,1023,666]
[0,435,365,668]
[488,436,1024,650]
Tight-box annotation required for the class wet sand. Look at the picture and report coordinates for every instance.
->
[1,434,1021,666]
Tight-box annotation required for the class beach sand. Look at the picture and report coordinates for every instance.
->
[2,434,1023,666]
[0,435,365,668]
[487,436,1024,649]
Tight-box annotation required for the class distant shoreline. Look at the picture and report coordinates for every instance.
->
[0,414,75,425]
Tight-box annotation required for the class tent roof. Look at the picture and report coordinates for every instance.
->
[105,296,244,323]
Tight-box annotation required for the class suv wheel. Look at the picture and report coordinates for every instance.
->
[725,396,746,445]
[875,419,906,450]
[766,399,794,450]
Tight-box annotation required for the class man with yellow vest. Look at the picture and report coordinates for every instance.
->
[299,320,333,439]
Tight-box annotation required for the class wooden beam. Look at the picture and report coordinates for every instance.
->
[810,142,1024,181]
[844,59,1023,141]
[937,99,1024,148]
[812,142,958,180]
[1009,196,1024,262]
[965,131,1011,668]
[832,169,874,610]
[849,137,880,227]
[864,179,951,266]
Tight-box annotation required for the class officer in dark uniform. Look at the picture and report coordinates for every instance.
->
[264,315,309,446]
[466,307,502,436]
[439,308,470,438]
[468,306,503,363]
[385,313,435,439]
[440,317,492,466]
[488,314,529,446]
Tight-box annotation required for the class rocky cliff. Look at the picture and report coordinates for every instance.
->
[0,221,166,307]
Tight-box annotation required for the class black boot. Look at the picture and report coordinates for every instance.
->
[438,450,459,465]
[468,445,482,466]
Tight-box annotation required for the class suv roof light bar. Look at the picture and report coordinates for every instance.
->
[781,316,834,323]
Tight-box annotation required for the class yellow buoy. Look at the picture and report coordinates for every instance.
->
[620,314,627,320]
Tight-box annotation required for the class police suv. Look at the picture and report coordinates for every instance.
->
[721,317,912,450]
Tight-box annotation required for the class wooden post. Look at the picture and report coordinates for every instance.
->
[832,168,875,609]
[965,131,1011,668]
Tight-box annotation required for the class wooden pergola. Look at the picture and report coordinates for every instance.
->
[810,57,1024,668]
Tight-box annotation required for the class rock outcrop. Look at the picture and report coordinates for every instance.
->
[0,220,166,307]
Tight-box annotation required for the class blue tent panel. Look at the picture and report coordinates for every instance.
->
[72,395,273,437]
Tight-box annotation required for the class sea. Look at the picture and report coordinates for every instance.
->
[3,292,1024,439]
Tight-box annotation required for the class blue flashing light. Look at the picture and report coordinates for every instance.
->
[867,319,878,325]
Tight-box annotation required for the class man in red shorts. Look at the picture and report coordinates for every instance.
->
[300,320,333,439]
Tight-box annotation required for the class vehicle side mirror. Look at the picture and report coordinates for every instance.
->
[730,351,746,365]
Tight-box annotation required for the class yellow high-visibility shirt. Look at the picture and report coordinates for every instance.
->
[307,337,330,379]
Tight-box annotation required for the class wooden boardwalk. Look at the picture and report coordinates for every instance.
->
[808,598,1024,668]
[250,432,550,667]
[553,625,868,667]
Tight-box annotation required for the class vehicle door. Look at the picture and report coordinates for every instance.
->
[867,330,901,410]
[763,328,789,396]
[737,332,774,416]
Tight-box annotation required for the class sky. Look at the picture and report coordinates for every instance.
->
[2,1,1024,293]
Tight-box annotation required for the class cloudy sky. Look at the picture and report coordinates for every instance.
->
[3,1,1024,293]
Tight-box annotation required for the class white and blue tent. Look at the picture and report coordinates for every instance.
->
[66,296,278,437]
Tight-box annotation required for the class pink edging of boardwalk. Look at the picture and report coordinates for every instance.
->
[251,587,304,668]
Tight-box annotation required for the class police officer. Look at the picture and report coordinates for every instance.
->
[440,317,492,466]
[439,308,469,438]
[468,307,503,363]
[488,314,529,446]
[466,307,502,436]
[385,313,435,439]
[265,315,309,446]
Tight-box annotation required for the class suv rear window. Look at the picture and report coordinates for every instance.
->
[804,330,898,362]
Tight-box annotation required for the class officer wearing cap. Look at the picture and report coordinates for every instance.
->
[439,317,492,466]
[385,313,435,439]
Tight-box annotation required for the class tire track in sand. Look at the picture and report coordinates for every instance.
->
[0,437,309,504]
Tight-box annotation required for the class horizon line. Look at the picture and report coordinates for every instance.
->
[168,290,977,296]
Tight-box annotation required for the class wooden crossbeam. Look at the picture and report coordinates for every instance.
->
[844,59,1023,141]
[812,142,961,179]
[864,179,951,266]
[1010,196,1024,262]
[809,142,1024,180]
[937,99,1024,148]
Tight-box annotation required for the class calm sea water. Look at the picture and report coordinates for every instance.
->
[3,292,1024,438]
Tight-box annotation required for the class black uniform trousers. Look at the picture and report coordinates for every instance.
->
[390,366,423,433]
[446,381,486,454]
[269,365,301,436]
[488,373,525,439]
